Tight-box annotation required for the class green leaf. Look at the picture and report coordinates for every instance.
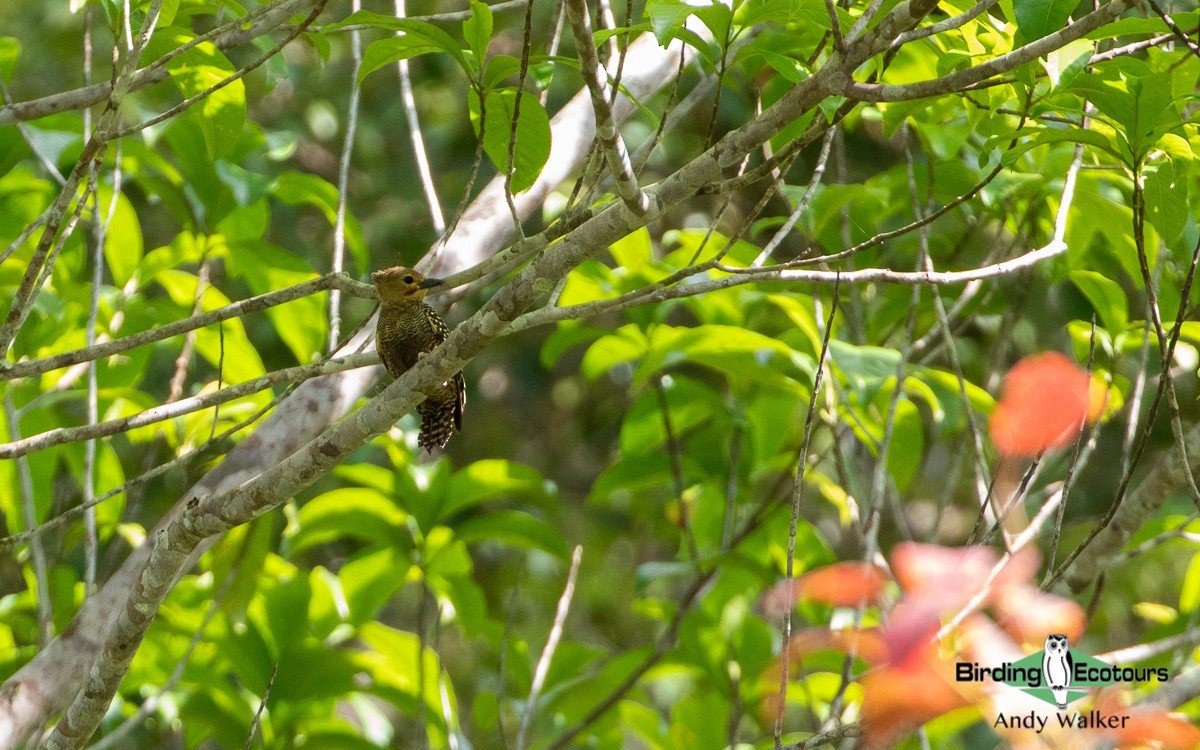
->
[142,28,246,159]
[829,340,900,398]
[292,488,408,554]
[224,240,326,364]
[339,548,408,626]
[994,126,1121,167]
[1070,64,1177,161]
[609,228,652,271]
[463,0,493,74]
[632,325,815,390]
[153,269,265,383]
[469,88,552,194]
[581,325,649,379]
[0,36,19,84]
[97,186,143,287]
[271,171,368,273]
[441,459,545,521]
[540,321,609,368]
[1144,160,1188,246]
[669,691,728,750]
[646,0,698,44]
[1069,270,1128,333]
[620,376,724,454]
[453,510,570,557]
[352,16,470,82]
[886,398,924,493]
[738,0,829,27]
[1014,0,1081,42]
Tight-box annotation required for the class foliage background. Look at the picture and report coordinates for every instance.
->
[0,0,1199,747]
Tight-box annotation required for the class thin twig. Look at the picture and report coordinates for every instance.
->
[1,273,374,382]
[330,0,364,351]
[243,663,278,750]
[775,279,839,746]
[4,394,52,645]
[395,0,447,234]
[515,545,583,750]
[752,127,837,267]
[0,353,378,460]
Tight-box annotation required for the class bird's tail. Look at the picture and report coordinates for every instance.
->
[418,386,460,452]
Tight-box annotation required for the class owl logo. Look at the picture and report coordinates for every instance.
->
[1042,634,1073,709]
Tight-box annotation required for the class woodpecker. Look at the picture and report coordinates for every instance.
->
[372,266,465,452]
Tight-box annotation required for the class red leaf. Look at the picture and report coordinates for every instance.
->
[989,352,1097,458]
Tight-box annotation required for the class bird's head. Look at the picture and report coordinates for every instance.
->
[372,266,444,303]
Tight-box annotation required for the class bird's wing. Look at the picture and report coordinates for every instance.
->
[424,303,450,344]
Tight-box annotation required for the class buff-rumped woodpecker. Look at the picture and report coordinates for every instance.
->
[372,266,465,452]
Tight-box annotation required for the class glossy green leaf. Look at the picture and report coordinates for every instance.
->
[452,510,570,557]
[142,29,246,159]
[440,459,545,521]
[1014,0,1080,42]
[0,36,19,83]
[340,548,409,626]
[463,0,492,73]
[224,240,326,364]
[331,11,470,79]
[1069,269,1128,333]
[632,325,816,389]
[292,488,408,554]
[581,325,650,379]
[1144,160,1189,246]
[153,269,265,383]
[469,87,552,193]
[609,228,652,271]
[271,172,369,274]
[96,186,143,287]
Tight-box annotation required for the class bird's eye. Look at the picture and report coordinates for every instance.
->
[403,275,414,284]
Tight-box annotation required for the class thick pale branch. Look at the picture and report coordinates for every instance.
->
[563,0,651,215]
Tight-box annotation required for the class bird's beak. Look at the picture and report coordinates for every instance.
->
[417,277,445,289]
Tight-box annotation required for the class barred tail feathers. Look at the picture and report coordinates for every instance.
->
[417,377,463,452]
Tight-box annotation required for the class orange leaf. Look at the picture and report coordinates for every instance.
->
[760,563,890,616]
[861,640,972,747]
[891,543,998,601]
[1091,692,1200,750]
[992,585,1086,647]
[989,352,1095,458]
